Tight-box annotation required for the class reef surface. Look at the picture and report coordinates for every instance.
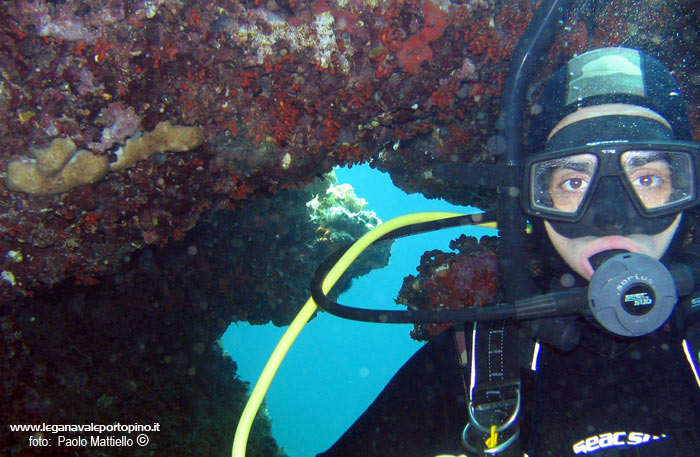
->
[1,0,699,455]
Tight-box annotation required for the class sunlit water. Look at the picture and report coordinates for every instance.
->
[222,163,495,457]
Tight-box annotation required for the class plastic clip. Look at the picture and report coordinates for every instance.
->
[485,425,498,448]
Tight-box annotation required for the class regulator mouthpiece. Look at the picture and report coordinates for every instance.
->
[589,249,629,271]
[587,252,677,337]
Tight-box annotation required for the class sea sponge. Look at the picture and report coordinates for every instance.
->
[110,121,205,171]
[6,138,109,195]
[5,121,204,195]
[35,137,77,175]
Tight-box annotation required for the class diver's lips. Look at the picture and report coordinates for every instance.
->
[578,236,645,279]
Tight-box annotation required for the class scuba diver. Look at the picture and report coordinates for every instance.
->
[315,46,700,457]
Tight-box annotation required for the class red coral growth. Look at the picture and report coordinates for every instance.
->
[230,182,255,201]
[422,0,449,40]
[396,0,448,74]
[83,212,101,228]
[333,144,371,162]
[397,235,501,340]
[430,79,459,111]
[397,35,434,75]
[331,9,365,37]
[338,81,373,109]
[272,94,301,146]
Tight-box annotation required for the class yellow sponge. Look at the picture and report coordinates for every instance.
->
[35,137,77,175]
[5,122,204,195]
[6,138,109,196]
[110,121,205,171]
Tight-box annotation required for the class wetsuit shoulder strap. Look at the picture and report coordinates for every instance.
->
[453,321,522,456]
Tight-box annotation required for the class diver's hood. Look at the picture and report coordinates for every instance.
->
[527,47,692,153]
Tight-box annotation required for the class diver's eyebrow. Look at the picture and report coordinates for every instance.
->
[623,152,664,168]
[552,159,595,173]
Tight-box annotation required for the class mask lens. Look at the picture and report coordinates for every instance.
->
[530,153,598,216]
[621,150,695,212]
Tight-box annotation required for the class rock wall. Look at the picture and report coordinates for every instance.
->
[2,0,696,301]
[1,174,389,456]
[1,1,699,455]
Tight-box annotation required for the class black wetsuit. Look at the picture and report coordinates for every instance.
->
[317,322,700,456]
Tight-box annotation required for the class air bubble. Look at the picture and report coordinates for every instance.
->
[487,135,507,155]
[560,273,575,288]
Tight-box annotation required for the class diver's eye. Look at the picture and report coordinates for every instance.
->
[561,177,589,191]
[633,174,663,188]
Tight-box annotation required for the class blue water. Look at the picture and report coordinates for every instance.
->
[221,163,496,457]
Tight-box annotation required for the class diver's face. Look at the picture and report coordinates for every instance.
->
[544,215,681,280]
[542,104,682,280]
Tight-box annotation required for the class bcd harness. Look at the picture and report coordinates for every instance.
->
[453,320,523,457]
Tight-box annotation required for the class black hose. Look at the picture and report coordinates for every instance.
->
[311,240,517,324]
[309,210,590,324]
[497,0,571,303]
[311,212,510,323]
[375,212,495,243]
[500,0,572,160]
[311,232,588,323]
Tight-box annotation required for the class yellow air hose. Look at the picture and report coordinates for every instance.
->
[232,211,476,457]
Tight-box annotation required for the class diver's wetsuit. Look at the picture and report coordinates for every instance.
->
[317,322,700,457]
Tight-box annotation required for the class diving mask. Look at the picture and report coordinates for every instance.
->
[522,140,700,229]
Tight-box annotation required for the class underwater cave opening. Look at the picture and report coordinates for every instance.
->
[221,163,496,457]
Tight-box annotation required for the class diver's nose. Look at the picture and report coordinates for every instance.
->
[590,177,630,233]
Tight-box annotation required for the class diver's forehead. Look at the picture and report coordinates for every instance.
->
[547,104,671,141]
